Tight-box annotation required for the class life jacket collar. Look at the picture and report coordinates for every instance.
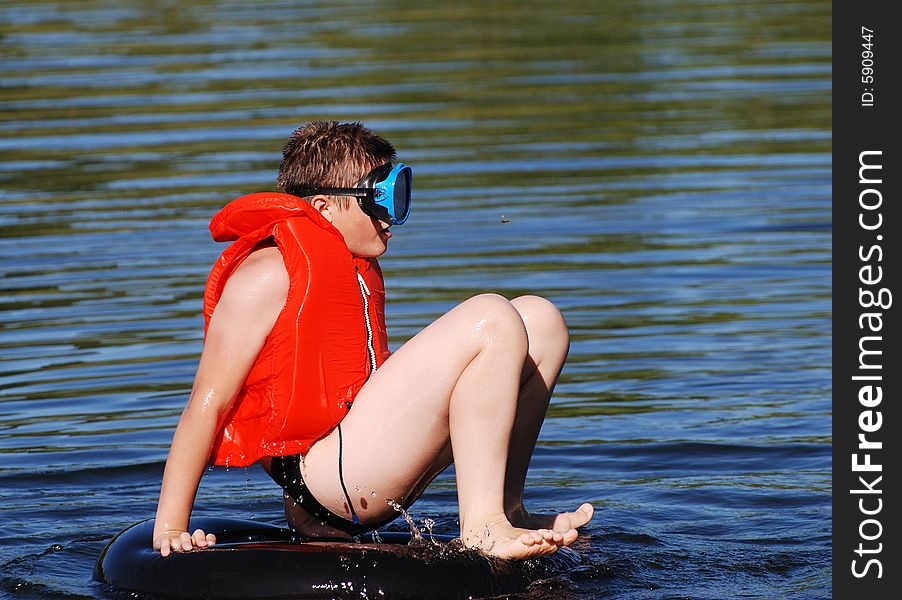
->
[209,192,342,243]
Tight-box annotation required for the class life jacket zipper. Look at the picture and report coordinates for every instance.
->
[342,265,377,526]
[355,267,377,379]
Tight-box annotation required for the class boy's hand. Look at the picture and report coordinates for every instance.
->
[153,529,217,557]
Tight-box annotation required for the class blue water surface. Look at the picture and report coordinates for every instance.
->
[0,1,831,598]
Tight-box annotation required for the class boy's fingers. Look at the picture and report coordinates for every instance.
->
[155,529,213,556]
[192,529,207,547]
[159,537,171,557]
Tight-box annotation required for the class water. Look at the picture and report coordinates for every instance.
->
[386,499,425,546]
[0,1,831,598]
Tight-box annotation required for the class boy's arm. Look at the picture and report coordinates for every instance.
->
[152,247,288,556]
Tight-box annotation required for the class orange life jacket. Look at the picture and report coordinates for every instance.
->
[203,192,390,467]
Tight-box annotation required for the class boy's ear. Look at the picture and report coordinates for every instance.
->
[309,195,334,222]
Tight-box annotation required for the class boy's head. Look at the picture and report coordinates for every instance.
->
[277,121,397,205]
[278,121,401,258]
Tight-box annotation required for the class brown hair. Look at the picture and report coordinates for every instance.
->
[277,121,397,201]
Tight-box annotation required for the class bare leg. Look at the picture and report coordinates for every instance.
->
[505,296,595,531]
[296,294,579,559]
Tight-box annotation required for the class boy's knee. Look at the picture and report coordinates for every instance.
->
[462,294,528,349]
[511,295,568,340]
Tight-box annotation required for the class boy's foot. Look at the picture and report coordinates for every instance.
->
[507,502,594,533]
[461,516,577,560]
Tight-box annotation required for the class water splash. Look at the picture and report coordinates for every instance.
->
[385,499,424,545]
[422,518,442,547]
[479,523,496,552]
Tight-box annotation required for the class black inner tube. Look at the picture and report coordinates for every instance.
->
[95,517,580,600]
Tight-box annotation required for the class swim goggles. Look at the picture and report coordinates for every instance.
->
[297,163,412,225]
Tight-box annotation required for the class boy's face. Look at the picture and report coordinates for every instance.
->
[323,197,392,257]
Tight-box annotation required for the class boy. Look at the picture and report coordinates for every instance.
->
[153,121,593,560]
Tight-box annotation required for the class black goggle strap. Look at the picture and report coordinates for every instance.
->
[293,186,373,199]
